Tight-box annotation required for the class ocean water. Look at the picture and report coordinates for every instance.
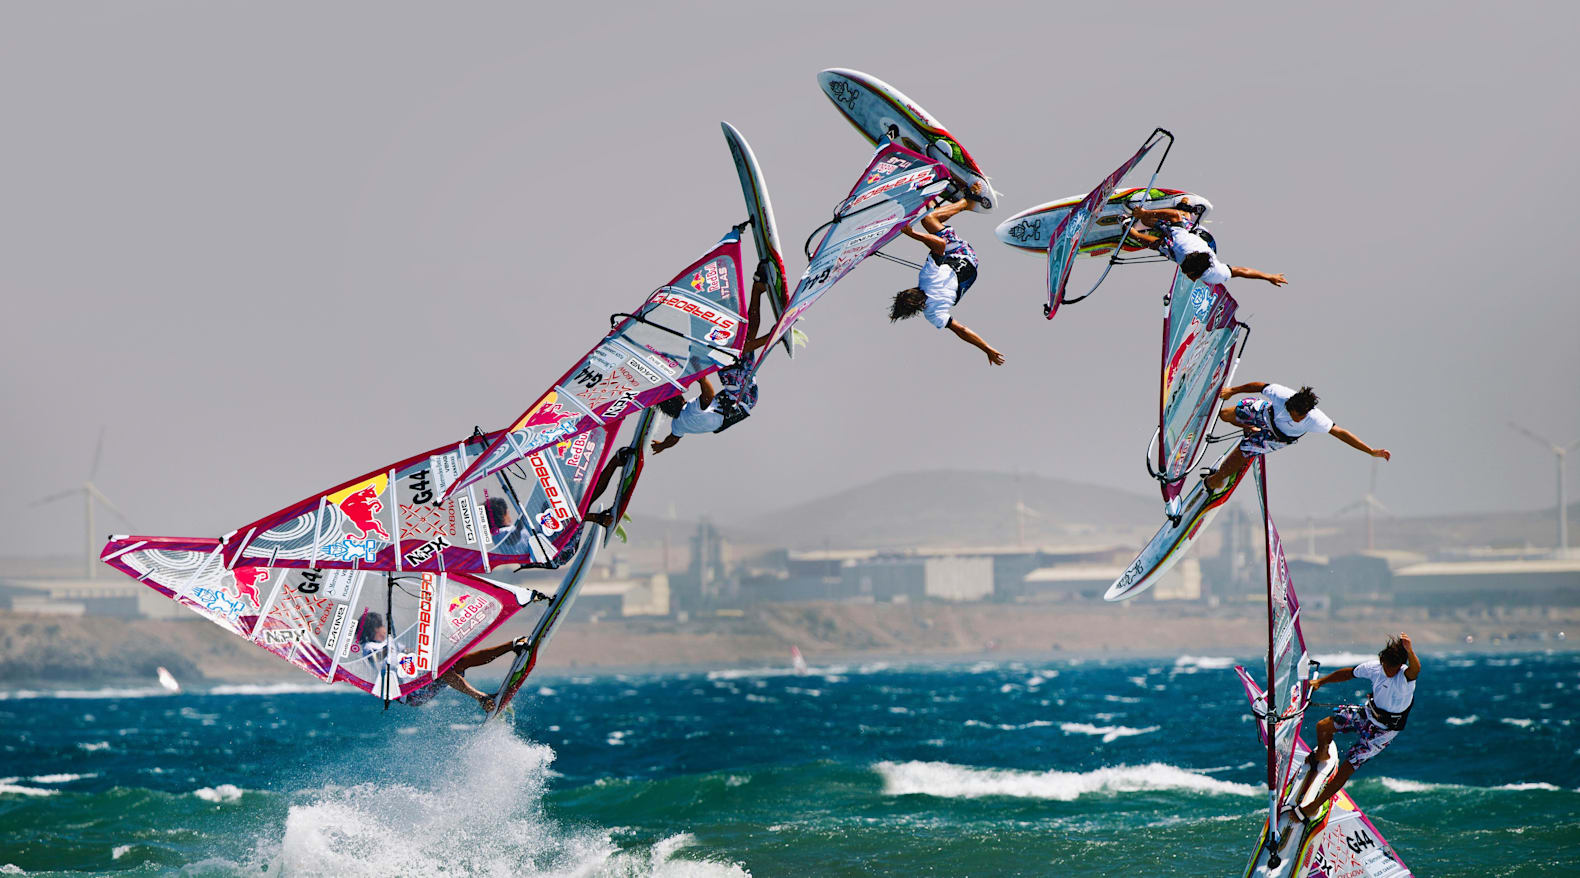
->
[0,651,1575,877]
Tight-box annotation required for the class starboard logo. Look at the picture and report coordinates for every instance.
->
[415,574,436,675]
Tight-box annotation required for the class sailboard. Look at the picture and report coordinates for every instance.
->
[191,427,614,575]
[443,229,750,501]
[996,188,1210,254]
[601,407,657,547]
[818,68,999,211]
[1105,445,1250,602]
[101,536,540,703]
[1237,459,1414,877]
[1150,270,1249,516]
[722,121,793,358]
[486,522,604,721]
[745,139,949,378]
[1022,128,1177,319]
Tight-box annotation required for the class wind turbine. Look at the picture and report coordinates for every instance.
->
[1509,422,1579,555]
[30,428,136,577]
[1335,459,1389,551]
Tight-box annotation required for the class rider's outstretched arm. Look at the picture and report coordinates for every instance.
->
[1330,426,1391,460]
[1229,265,1288,287]
[947,319,1005,366]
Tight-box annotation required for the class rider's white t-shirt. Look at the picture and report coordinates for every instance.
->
[1260,383,1334,438]
[669,398,725,436]
[1160,225,1231,286]
[919,257,958,329]
[1353,659,1415,714]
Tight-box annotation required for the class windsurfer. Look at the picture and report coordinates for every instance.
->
[484,447,634,555]
[888,186,1006,366]
[650,368,758,454]
[1289,633,1420,822]
[1204,382,1391,493]
[353,612,531,712]
[1127,202,1287,287]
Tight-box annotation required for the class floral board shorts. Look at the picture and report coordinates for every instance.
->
[936,226,979,295]
[1233,398,1292,456]
[1330,703,1399,768]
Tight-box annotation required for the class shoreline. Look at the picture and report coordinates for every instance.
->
[2,603,1572,689]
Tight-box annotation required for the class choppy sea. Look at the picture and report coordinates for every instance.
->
[1,651,1575,876]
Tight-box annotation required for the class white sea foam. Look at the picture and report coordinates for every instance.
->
[1311,652,1373,667]
[1377,777,1561,794]
[1376,777,1450,793]
[194,784,245,802]
[963,719,1057,731]
[77,741,110,752]
[112,845,132,860]
[0,783,57,797]
[1172,656,1237,672]
[1445,715,1479,726]
[266,723,748,877]
[28,773,93,783]
[874,760,1258,800]
[1103,694,1142,704]
[1059,722,1161,743]
[1501,717,1536,729]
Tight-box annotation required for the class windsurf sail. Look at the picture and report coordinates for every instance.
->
[1044,128,1174,319]
[487,522,604,720]
[203,427,614,574]
[1150,270,1249,516]
[744,140,949,378]
[1236,456,1313,849]
[101,535,543,702]
[443,230,749,501]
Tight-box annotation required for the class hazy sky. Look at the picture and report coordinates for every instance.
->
[4,2,1578,558]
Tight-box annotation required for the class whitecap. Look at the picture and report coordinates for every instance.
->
[874,760,1258,800]
[1059,722,1161,743]
[1445,715,1478,726]
[0,783,57,797]
[194,784,245,802]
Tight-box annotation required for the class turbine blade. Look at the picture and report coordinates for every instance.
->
[1509,421,1557,452]
[89,426,107,480]
[87,484,136,528]
[30,488,79,507]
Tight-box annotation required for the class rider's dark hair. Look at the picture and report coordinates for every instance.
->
[890,288,927,321]
[657,395,687,419]
[1180,251,1214,281]
[1289,386,1319,416]
[1378,635,1409,668]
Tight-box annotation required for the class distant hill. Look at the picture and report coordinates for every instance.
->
[725,470,1161,550]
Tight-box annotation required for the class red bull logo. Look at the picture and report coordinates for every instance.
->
[690,271,705,291]
[338,486,391,541]
[231,567,268,607]
[522,401,572,430]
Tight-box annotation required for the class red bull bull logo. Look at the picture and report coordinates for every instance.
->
[338,486,391,541]
[690,271,705,291]
[231,567,268,607]
[522,401,572,430]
